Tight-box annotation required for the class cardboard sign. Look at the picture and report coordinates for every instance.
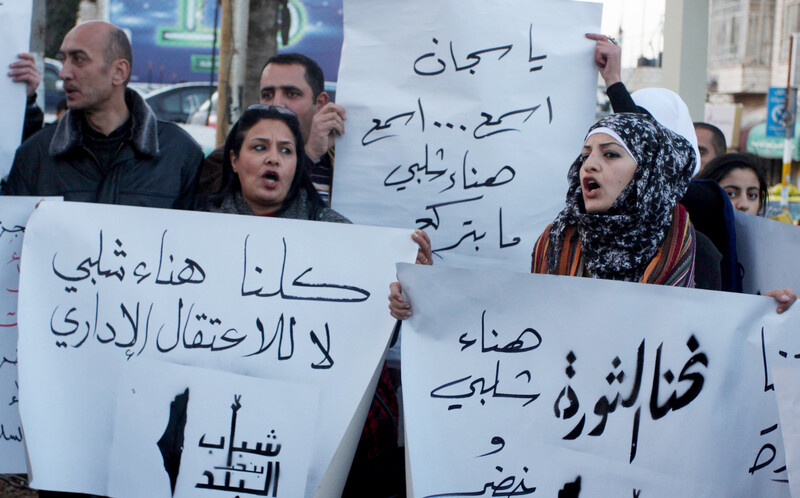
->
[18,201,416,496]
[398,263,795,497]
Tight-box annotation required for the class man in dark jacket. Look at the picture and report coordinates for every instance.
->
[4,21,202,209]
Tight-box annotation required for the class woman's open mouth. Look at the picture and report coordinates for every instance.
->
[582,177,601,196]
[263,171,279,186]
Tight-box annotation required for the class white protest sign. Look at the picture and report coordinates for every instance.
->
[108,360,317,498]
[398,263,796,497]
[0,197,59,473]
[333,0,601,272]
[772,366,800,498]
[734,211,800,295]
[18,201,417,496]
[0,0,32,177]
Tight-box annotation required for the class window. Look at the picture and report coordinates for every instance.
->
[781,1,800,61]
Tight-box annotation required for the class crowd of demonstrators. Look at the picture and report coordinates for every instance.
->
[1,18,798,498]
[199,53,346,205]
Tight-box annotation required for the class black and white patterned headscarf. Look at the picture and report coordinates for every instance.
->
[546,112,696,282]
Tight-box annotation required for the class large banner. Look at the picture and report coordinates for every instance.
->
[333,0,601,271]
[0,197,51,473]
[0,0,32,177]
[398,263,797,496]
[18,202,416,496]
[734,210,800,295]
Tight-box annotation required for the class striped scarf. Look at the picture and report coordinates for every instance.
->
[531,204,696,287]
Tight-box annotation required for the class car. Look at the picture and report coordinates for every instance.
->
[144,82,216,123]
[187,91,218,127]
[186,81,338,128]
[43,58,65,121]
[767,184,800,223]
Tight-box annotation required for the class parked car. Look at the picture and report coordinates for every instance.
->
[187,91,218,127]
[144,82,216,123]
[186,82,338,128]
[43,58,65,120]
[767,184,800,222]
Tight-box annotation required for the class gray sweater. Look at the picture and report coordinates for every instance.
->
[205,189,350,224]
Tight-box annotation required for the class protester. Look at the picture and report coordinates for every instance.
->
[202,104,431,496]
[4,21,203,208]
[695,153,767,216]
[531,113,697,285]
[694,121,727,171]
[199,53,345,205]
[587,32,742,291]
[390,113,696,323]
[202,104,346,220]
[7,52,45,142]
[695,153,798,311]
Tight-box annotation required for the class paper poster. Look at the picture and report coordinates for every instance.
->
[398,263,797,497]
[333,0,602,271]
[0,196,59,473]
[734,210,800,295]
[108,360,318,498]
[17,201,416,496]
[0,0,32,177]
[772,365,800,498]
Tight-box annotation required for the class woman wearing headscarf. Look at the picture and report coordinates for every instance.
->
[390,113,697,320]
[531,113,697,286]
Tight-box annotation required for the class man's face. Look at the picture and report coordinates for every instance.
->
[259,63,318,142]
[695,127,718,171]
[57,24,115,112]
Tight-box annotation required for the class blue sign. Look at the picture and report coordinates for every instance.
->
[110,0,344,85]
[766,87,796,138]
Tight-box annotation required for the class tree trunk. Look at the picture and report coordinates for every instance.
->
[45,0,80,57]
[216,0,278,145]
[243,0,279,107]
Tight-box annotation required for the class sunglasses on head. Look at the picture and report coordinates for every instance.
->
[245,104,297,117]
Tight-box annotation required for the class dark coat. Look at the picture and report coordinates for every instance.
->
[4,88,203,209]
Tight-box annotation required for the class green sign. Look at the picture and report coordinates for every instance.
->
[158,0,218,47]
[190,55,217,73]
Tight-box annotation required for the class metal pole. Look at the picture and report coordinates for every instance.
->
[781,34,797,210]
[206,0,221,126]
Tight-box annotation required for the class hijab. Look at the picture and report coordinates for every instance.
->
[545,113,696,282]
[632,88,701,175]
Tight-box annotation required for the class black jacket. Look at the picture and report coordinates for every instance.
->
[4,88,202,209]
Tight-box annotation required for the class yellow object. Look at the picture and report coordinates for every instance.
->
[769,183,800,196]
[768,211,796,224]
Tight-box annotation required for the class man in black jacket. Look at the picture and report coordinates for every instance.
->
[4,21,202,209]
